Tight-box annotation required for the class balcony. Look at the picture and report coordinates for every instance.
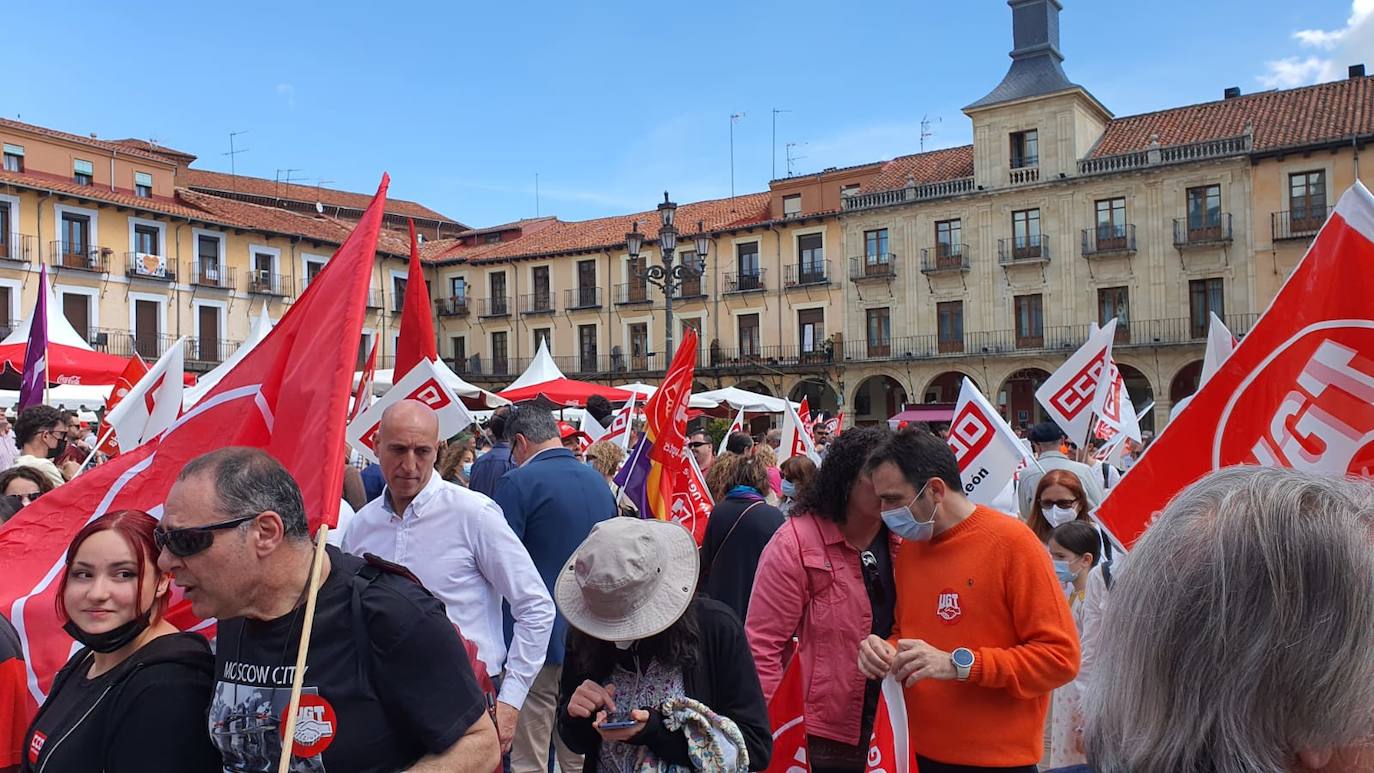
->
[842,177,975,213]
[520,291,556,315]
[436,296,470,317]
[364,289,382,309]
[997,235,1050,265]
[50,241,111,273]
[479,296,511,318]
[0,233,34,263]
[85,328,177,360]
[609,351,666,374]
[784,261,830,288]
[724,269,766,293]
[706,343,836,371]
[614,283,651,306]
[1081,224,1137,257]
[247,271,290,297]
[188,261,234,290]
[920,245,970,274]
[1009,166,1040,185]
[564,287,603,311]
[849,254,896,281]
[1078,134,1251,176]
[1173,214,1233,248]
[672,278,706,300]
[125,252,175,283]
[185,337,237,367]
[1272,207,1331,242]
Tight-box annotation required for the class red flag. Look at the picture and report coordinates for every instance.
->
[96,355,149,456]
[614,329,698,521]
[672,446,713,546]
[350,336,380,423]
[394,219,438,378]
[763,656,810,773]
[0,175,390,709]
[1097,182,1374,548]
[865,677,913,773]
[798,396,812,439]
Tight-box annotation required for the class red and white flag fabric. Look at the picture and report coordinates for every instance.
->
[1172,313,1240,421]
[947,377,1034,507]
[103,336,186,453]
[825,411,845,437]
[865,676,913,773]
[96,355,149,457]
[581,411,610,445]
[763,656,810,773]
[1036,319,1118,444]
[780,398,821,464]
[718,405,747,456]
[349,335,380,423]
[0,175,391,710]
[393,219,439,379]
[798,397,813,439]
[602,390,637,450]
[672,446,713,546]
[1097,181,1374,549]
[347,357,476,463]
[1092,359,1142,446]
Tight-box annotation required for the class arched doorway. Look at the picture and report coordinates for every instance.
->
[923,371,973,404]
[1170,360,1204,406]
[789,379,839,418]
[736,379,773,397]
[853,375,907,425]
[997,368,1050,432]
[1117,363,1156,433]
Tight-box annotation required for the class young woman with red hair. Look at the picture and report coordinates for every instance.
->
[21,510,219,772]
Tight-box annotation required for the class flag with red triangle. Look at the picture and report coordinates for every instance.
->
[394,219,438,378]
[96,355,149,457]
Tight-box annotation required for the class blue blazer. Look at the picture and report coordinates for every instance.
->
[492,447,616,665]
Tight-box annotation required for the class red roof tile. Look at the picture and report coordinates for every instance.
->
[181,168,460,225]
[858,145,975,194]
[0,118,181,165]
[0,168,216,220]
[109,138,198,164]
[176,189,411,257]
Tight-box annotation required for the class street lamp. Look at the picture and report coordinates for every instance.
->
[628,191,709,365]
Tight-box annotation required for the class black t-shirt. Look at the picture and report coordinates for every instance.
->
[22,632,220,773]
[209,546,486,773]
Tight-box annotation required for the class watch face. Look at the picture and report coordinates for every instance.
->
[953,648,974,667]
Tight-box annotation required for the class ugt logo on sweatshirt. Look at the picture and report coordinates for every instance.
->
[936,589,962,623]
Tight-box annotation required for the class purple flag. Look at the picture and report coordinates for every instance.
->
[613,434,654,518]
[18,265,49,409]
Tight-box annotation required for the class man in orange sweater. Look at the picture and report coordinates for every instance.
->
[856,429,1078,772]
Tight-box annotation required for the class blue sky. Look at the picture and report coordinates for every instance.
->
[5,1,1370,228]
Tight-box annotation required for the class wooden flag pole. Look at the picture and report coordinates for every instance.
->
[276,522,331,773]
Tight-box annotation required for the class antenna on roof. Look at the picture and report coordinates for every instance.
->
[223,131,249,190]
[771,108,792,180]
[274,168,302,200]
[730,112,746,198]
[920,115,941,153]
[785,142,808,177]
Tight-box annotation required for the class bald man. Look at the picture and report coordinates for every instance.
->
[341,400,555,757]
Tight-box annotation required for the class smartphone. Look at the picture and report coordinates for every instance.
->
[600,710,639,730]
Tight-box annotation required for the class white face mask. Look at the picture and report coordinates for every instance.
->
[612,639,634,650]
[1043,505,1078,527]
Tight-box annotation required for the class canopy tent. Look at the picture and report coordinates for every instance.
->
[0,274,134,385]
[184,306,274,407]
[615,382,719,410]
[498,341,635,407]
[692,386,798,415]
[364,358,508,409]
[887,404,956,429]
[0,384,112,412]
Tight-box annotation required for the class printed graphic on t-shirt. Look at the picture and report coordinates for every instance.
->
[936,588,962,623]
[210,661,334,773]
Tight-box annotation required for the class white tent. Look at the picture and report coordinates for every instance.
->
[0,384,111,411]
[616,382,719,410]
[184,306,275,407]
[2,273,92,349]
[692,386,798,414]
[506,340,565,390]
[365,358,508,408]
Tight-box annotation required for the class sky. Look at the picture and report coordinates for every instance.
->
[4,1,1370,228]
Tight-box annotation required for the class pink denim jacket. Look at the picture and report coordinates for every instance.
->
[746,513,892,745]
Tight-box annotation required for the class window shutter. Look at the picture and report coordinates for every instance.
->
[2,144,23,157]
[135,172,153,187]
[73,159,94,176]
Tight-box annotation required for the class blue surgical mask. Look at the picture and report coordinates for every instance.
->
[462,462,473,477]
[881,481,937,542]
[780,480,797,499]
[1053,559,1077,583]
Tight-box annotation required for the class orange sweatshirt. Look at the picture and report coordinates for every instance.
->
[888,504,1079,767]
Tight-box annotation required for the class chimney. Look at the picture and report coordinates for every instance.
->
[1224,87,1241,100]
[1350,64,1366,79]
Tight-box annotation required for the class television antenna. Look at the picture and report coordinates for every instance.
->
[920,115,941,153]
[785,142,807,177]
[223,130,249,188]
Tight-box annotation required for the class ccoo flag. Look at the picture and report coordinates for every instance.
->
[947,377,1033,507]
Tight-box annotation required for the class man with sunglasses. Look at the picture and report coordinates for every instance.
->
[687,429,714,471]
[13,405,75,487]
[158,447,500,773]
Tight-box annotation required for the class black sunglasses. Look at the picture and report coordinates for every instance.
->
[4,491,40,508]
[688,442,712,449]
[154,514,257,557]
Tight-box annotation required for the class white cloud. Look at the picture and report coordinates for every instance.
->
[1259,1,1374,88]
[275,83,296,108]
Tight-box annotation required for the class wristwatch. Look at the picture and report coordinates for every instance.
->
[951,647,975,681]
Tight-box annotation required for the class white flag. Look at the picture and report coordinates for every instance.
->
[1200,311,1237,386]
[947,377,1034,507]
[1036,319,1118,444]
[780,399,821,464]
[581,411,609,445]
[1092,359,1142,445]
[104,337,186,452]
[602,391,637,450]
[718,405,746,456]
[347,359,476,463]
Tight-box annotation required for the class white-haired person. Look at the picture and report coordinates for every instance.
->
[1078,466,1374,773]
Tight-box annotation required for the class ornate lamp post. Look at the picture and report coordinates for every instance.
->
[627,192,709,361]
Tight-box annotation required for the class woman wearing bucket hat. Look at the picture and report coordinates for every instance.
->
[555,518,772,771]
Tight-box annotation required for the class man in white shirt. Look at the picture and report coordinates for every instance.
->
[0,410,19,471]
[13,405,75,486]
[342,400,554,757]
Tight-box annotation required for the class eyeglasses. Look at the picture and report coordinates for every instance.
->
[1039,498,1079,510]
[687,442,711,449]
[154,514,257,558]
[44,429,67,439]
[859,549,886,605]
[4,491,41,508]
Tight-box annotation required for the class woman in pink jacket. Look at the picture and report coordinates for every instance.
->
[745,425,896,773]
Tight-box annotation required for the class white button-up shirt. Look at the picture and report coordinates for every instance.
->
[341,472,554,709]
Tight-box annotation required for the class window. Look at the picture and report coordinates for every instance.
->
[677,251,702,297]
[738,314,761,358]
[60,213,90,265]
[1186,184,1223,237]
[578,324,598,372]
[134,172,153,198]
[63,293,91,342]
[935,219,962,267]
[133,224,159,256]
[681,318,702,353]
[197,235,221,285]
[490,271,507,315]
[783,194,801,217]
[533,328,552,353]
[626,257,647,302]
[531,266,551,311]
[937,301,964,353]
[737,242,760,290]
[3,144,23,173]
[574,260,597,307]
[1010,130,1039,169]
[0,203,9,259]
[629,323,649,369]
[248,252,274,292]
[797,233,824,283]
[841,183,861,197]
[1189,278,1224,339]
[134,299,160,359]
[491,332,509,376]
[1014,294,1044,348]
[1095,197,1127,248]
[798,308,824,355]
[484,232,501,244]
[866,308,891,357]
[451,336,467,371]
[450,276,466,300]
[864,229,889,260]
[1098,286,1130,342]
[1011,209,1042,258]
[392,276,407,312]
[1289,170,1327,227]
[305,259,326,284]
[73,159,94,186]
[197,306,221,362]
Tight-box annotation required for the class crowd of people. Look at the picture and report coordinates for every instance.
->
[1,396,1371,773]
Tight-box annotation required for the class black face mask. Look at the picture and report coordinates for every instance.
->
[47,436,67,460]
[63,607,152,654]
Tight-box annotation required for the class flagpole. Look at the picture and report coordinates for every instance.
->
[276,522,331,773]
[79,424,116,470]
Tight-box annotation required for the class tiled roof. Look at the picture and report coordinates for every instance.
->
[859,145,975,194]
[176,189,412,257]
[181,168,460,225]
[1091,76,1374,157]
[0,168,217,220]
[0,118,179,165]
[464,192,773,264]
[419,218,561,264]
[109,138,198,164]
